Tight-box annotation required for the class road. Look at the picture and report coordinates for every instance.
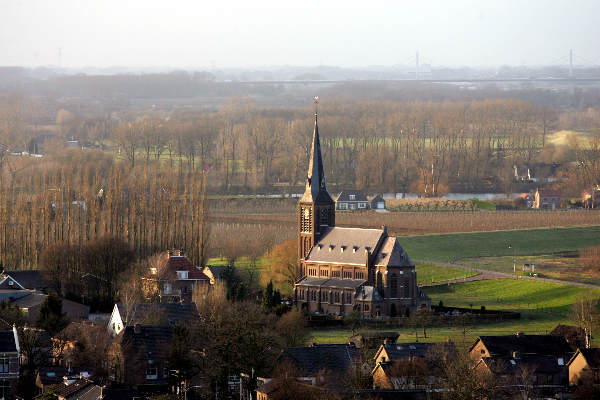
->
[414,259,600,290]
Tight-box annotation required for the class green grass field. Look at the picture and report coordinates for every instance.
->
[311,278,600,347]
[400,225,600,263]
[416,263,478,285]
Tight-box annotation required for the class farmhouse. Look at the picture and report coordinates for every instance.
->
[335,190,370,210]
[294,110,429,316]
[533,188,561,210]
[567,347,600,386]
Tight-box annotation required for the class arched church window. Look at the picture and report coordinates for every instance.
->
[390,273,398,298]
[404,279,411,298]
[376,271,384,296]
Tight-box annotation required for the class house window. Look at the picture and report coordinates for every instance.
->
[0,380,9,399]
[177,271,189,279]
[358,203,366,209]
[146,367,158,380]
[349,195,356,200]
[364,304,369,311]
[404,279,410,297]
[0,358,8,373]
[163,283,172,294]
[339,203,347,210]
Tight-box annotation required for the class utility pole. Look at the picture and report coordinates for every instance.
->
[569,49,573,77]
[415,51,420,80]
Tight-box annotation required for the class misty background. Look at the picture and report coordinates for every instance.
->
[2,0,600,69]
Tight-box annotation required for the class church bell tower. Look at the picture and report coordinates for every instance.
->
[298,98,335,261]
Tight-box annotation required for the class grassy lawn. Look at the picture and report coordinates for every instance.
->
[310,278,600,348]
[416,263,478,285]
[400,225,600,263]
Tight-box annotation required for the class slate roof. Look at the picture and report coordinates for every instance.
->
[355,286,383,302]
[153,254,210,281]
[53,379,96,399]
[377,343,440,361]
[336,190,369,202]
[279,344,361,376]
[115,325,173,360]
[369,194,385,203]
[373,237,413,267]
[36,366,95,386]
[203,265,230,280]
[306,227,385,264]
[116,302,199,326]
[295,277,366,289]
[299,115,332,205]
[0,330,18,352]
[3,270,46,290]
[480,355,565,375]
[12,293,46,308]
[474,334,573,358]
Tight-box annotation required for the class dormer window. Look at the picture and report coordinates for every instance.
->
[349,194,356,200]
[177,271,189,279]
[353,246,358,253]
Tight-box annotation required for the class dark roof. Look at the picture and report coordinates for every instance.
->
[152,254,210,281]
[480,355,565,375]
[369,194,385,203]
[12,293,46,308]
[377,343,440,361]
[116,302,199,326]
[336,190,369,202]
[115,325,173,360]
[475,334,573,358]
[306,227,385,264]
[373,237,413,267]
[203,265,231,280]
[0,330,18,352]
[279,344,361,376]
[295,277,366,289]
[53,379,96,399]
[578,348,600,369]
[36,366,95,386]
[3,270,46,290]
[299,114,332,204]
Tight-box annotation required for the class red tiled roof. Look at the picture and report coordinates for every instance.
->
[154,254,210,281]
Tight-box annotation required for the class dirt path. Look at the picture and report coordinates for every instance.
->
[415,259,600,289]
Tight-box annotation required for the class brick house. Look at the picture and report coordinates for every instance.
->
[141,250,210,302]
[567,347,600,386]
[108,325,172,386]
[335,190,370,211]
[0,327,20,399]
[533,188,561,210]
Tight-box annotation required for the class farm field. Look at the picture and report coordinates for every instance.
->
[399,225,600,263]
[460,254,600,286]
[311,278,600,348]
[415,263,478,285]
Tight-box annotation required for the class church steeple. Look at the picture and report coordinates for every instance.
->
[298,97,335,261]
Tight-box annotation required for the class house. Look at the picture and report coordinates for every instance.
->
[373,342,444,365]
[0,326,20,399]
[551,324,588,350]
[335,190,370,211]
[0,270,47,291]
[469,334,573,364]
[567,347,600,386]
[107,302,199,336]
[108,325,173,386]
[11,294,90,324]
[533,188,561,210]
[276,343,362,387]
[43,378,145,400]
[474,355,567,388]
[294,112,429,317]
[368,195,386,210]
[349,332,399,349]
[583,185,600,209]
[35,367,95,394]
[141,250,210,302]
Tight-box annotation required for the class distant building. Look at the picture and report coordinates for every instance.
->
[11,294,89,324]
[518,192,534,208]
[533,188,561,210]
[141,250,210,302]
[369,194,386,210]
[583,185,600,209]
[335,190,370,211]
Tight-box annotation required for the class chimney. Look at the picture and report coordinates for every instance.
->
[134,324,141,334]
[382,225,388,236]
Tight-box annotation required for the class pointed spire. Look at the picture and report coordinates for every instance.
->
[306,97,326,200]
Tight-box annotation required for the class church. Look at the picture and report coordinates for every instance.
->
[293,106,430,317]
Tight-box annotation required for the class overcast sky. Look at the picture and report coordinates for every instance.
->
[1,0,599,68]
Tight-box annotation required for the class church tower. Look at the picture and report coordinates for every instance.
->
[298,99,335,261]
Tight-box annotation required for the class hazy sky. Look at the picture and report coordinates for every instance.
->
[1,0,599,68]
